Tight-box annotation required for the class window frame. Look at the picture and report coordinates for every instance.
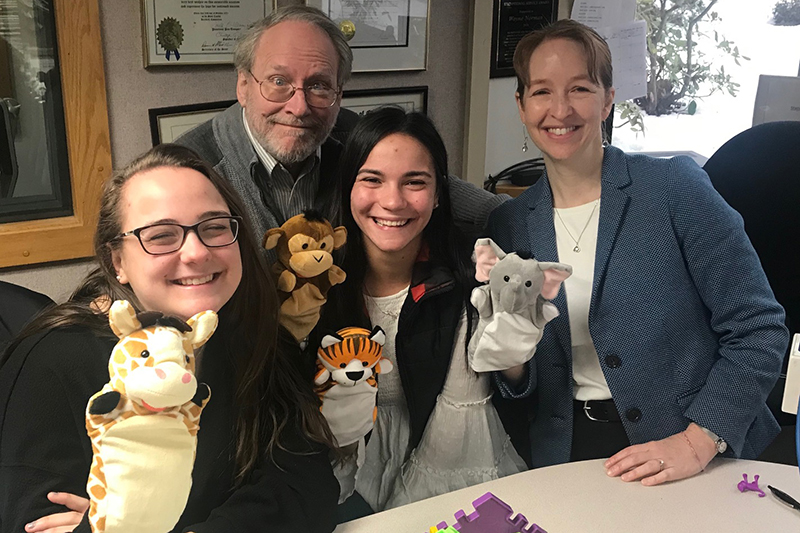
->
[0,0,111,268]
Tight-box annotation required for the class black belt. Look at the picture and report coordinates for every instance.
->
[573,399,621,423]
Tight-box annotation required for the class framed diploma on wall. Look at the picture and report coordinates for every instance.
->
[307,0,429,72]
[149,100,235,145]
[342,86,428,116]
[490,0,558,78]
[141,0,274,66]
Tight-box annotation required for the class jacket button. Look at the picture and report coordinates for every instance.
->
[626,408,642,422]
[604,355,621,368]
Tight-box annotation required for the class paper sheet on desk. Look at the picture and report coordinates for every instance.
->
[596,21,648,103]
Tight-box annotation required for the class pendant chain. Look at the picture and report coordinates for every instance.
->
[554,199,600,253]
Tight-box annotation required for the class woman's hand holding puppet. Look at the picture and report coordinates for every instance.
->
[468,238,572,372]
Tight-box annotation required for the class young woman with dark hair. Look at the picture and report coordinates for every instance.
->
[0,144,338,533]
[319,107,526,514]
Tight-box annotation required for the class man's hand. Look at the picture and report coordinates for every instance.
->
[25,492,88,533]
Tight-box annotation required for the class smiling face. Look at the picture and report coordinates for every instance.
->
[112,167,242,321]
[350,133,437,262]
[516,38,614,165]
[237,20,340,166]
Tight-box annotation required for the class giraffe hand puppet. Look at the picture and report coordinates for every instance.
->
[314,326,391,447]
[85,300,217,533]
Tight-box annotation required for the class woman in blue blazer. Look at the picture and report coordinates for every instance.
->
[488,20,788,486]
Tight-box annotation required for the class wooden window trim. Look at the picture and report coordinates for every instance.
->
[0,0,111,268]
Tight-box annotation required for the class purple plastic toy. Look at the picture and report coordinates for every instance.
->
[737,473,766,497]
[430,492,547,533]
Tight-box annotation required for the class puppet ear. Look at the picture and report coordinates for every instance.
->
[333,226,347,249]
[263,228,285,250]
[472,238,506,283]
[375,358,393,374]
[538,263,573,300]
[108,300,141,338]
[369,326,386,346]
[320,333,343,349]
[185,311,219,349]
[314,367,331,386]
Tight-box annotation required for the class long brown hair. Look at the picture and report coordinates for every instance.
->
[2,144,333,482]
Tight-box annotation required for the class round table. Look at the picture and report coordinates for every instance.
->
[334,458,800,532]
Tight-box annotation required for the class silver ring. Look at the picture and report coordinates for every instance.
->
[658,459,665,472]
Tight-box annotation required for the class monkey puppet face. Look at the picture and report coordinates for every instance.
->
[264,212,347,279]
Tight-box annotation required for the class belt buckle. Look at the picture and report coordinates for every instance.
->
[583,400,609,423]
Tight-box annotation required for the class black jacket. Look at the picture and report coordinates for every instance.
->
[321,258,527,454]
[0,281,53,355]
[0,324,338,533]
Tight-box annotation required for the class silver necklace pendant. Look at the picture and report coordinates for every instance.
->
[573,245,581,253]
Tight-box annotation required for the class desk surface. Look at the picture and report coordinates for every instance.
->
[335,459,800,533]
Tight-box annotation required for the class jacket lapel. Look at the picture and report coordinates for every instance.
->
[525,175,572,358]
[591,147,631,320]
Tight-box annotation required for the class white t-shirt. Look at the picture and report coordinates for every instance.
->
[553,199,612,401]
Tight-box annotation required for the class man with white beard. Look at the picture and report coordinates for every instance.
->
[178,5,505,246]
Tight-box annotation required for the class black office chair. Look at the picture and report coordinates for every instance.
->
[703,121,800,465]
[0,281,54,355]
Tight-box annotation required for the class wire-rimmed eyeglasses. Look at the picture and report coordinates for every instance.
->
[248,70,339,109]
[115,216,243,256]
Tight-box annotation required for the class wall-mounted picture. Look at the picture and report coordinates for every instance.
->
[307,0,429,72]
[149,100,235,145]
[342,86,428,116]
[141,0,273,66]
[490,0,558,78]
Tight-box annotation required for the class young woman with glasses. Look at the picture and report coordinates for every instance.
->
[0,144,339,533]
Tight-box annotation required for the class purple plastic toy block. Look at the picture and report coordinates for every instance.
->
[737,473,766,497]
[429,492,547,533]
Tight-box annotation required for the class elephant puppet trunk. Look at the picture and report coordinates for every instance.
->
[499,278,525,312]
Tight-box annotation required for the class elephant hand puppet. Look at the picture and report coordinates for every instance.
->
[468,238,572,372]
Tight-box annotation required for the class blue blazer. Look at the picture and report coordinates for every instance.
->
[488,146,787,468]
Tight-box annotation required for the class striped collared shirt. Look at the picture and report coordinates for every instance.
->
[242,109,321,224]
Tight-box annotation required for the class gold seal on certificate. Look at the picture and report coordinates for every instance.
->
[157,17,184,61]
[142,1,273,67]
[339,19,356,41]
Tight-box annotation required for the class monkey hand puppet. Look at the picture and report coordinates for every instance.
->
[263,210,347,341]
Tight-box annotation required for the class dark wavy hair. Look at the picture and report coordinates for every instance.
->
[322,107,475,338]
[1,144,333,482]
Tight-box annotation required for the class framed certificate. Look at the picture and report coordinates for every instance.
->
[342,86,428,116]
[141,0,273,66]
[148,100,236,145]
[490,0,558,78]
[307,0,429,72]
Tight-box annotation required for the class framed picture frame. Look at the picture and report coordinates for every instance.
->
[490,0,558,78]
[149,100,235,146]
[141,0,273,67]
[341,86,428,116]
[307,0,429,72]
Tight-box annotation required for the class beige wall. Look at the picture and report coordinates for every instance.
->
[0,0,472,301]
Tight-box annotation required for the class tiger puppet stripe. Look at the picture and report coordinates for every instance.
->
[315,326,392,447]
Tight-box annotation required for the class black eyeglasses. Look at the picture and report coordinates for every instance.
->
[249,71,339,108]
[116,216,243,256]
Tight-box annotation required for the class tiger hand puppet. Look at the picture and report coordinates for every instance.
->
[314,326,391,447]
